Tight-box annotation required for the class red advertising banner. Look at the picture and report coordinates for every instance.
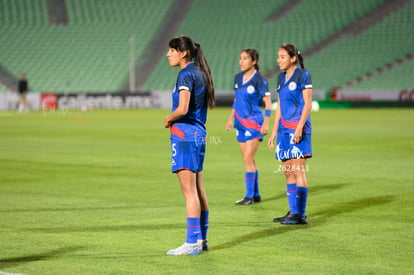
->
[41,94,58,109]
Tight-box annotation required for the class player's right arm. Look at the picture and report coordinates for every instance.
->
[267,96,280,149]
[164,89,191,128]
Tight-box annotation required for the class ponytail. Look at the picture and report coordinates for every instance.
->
[280,43,305,69]
[194,42,215,109]
[297,50,305,69]
[169,36,215,109]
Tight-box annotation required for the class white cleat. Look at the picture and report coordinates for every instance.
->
[166,242,201,256]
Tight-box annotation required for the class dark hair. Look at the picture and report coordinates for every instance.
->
[241,48,260,72]
[169,35,215,109]
[280,43,305,69]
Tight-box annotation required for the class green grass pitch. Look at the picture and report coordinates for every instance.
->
[0,107,413,274]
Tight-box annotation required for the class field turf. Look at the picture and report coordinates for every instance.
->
[0,108,413,274]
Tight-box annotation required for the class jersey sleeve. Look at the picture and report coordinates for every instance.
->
[258,77,270,97]
[177,70,194,92]
[233,73,241,90]
[301,71,313,90]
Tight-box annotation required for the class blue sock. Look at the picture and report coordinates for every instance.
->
[186,217,200,244]
[245,172,256,199]
[254,170,260,197]
[287,183,297,214]
[199,210,209,241]
[296,186,308,218]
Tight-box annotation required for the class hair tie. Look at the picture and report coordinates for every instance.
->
[194,42,200,50]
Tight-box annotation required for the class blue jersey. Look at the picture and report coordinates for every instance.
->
[277,67,312,133]
[171,62,207,142]
[233,71,270,131]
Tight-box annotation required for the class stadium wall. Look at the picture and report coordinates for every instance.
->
[1,89,413,111]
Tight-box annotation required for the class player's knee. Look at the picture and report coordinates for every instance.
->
[243,156,255,166]
[284,169,295,178]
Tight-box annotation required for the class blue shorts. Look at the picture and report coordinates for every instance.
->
[236,128,263,143]
[275,132,312,161]
[171,139,205,173]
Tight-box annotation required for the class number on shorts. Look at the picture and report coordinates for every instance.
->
[172,143,177,156]
[289,133,295,144]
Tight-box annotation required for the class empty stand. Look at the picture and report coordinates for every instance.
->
[143,0,386,91]
[0,0,173,92]
[0,0,412,93]
[351,57,414,90]
[305,0,414,90]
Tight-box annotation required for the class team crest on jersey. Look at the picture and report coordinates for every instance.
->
[247,85,255,94]
[289,82,297,91]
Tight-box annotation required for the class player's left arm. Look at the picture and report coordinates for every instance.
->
[293,88,312,143]
[164,90,191,128]
[260,95,272,135]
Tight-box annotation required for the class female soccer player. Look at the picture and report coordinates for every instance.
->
[226,48,272,205]
[268,43,313,225]
[164,36,215,255]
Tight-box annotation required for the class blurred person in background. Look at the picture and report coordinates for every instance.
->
[17,72,29,113]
